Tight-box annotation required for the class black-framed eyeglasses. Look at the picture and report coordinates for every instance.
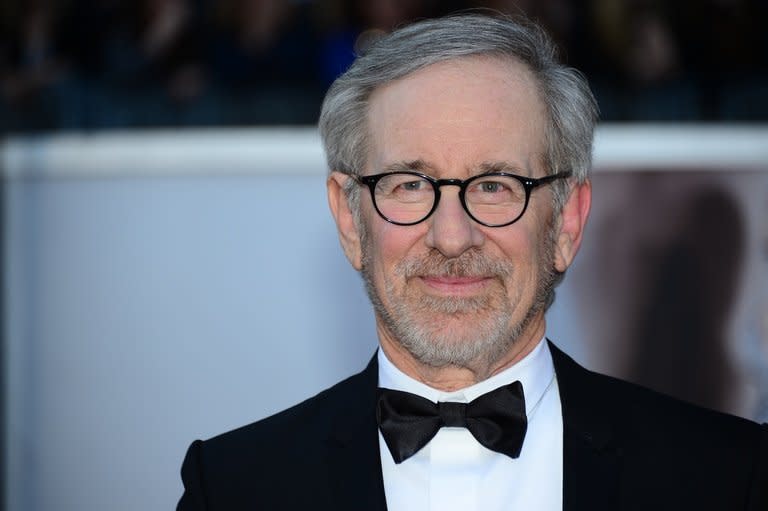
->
[353,170,572,227]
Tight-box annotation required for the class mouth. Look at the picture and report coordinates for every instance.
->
[418,275,493,296]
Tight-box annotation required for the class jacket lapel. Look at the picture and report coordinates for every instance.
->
[325,355,388,511]
[321,345,625,510]
[550,342,624,511]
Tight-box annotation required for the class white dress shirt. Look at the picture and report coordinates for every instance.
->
[378,337,563,511]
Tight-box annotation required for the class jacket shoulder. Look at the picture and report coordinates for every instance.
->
[551,342,768,508]
[551,341,760,430]
[205,365,372,457]
[177,362,377,509]
[567,349,760,432]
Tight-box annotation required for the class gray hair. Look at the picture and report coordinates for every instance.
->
[318,12,598,210]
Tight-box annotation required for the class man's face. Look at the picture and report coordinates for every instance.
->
[332,57,578,375]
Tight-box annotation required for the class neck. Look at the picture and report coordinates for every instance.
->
[378,313,546,392]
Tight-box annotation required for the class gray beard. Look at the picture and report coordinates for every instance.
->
[360,238,558,375]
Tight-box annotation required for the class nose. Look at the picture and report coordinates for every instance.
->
[425,187,484,257]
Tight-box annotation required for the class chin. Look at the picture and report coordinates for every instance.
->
[396,312,519,368]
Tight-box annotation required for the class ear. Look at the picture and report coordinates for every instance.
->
[327,172,363,270]
[553,180,591,273]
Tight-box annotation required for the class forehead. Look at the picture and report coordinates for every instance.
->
[365,56,547,176]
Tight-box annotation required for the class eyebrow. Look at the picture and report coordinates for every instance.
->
[381,160,432,173]
[477,161,530,176]
[380,159,529,177]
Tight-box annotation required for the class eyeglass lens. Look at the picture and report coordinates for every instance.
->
[372,173,528,226]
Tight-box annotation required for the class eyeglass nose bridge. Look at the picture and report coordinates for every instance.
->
[428,178,471,222]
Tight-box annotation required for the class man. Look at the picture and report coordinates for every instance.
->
[178,13,767,510]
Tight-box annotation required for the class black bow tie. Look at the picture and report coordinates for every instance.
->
[376,382,527,464]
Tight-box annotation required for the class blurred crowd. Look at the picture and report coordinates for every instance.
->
[1,0,766,133]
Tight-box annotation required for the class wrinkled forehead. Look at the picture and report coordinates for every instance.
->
[364,56,548,176]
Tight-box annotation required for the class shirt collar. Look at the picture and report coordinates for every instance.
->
[378,337,555,417]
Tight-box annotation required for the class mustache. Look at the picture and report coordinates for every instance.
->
[395,249,512,279]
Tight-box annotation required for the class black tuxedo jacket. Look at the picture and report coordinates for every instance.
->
[178,344,768,510]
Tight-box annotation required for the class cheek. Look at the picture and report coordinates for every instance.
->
[490,226,547,287]
[517,207,556,266]
[369,222,427,281]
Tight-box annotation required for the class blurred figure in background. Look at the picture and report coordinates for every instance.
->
[0,0,71,130]
[627,187,744,412]
[91,0,206,126]
[315,0,440,86]
[207,0,323,123]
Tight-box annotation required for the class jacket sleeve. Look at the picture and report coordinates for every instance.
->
[177,440,207,510]
[747,423,768,510]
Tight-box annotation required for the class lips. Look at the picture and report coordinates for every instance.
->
[418,275,493,295]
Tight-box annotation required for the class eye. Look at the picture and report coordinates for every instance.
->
[376,174,432,202]
[467,176,524,204]
[478,181,505,193]
[470,179,511,195]
[398,179,426,191]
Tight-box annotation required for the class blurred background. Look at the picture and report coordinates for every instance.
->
[1,1,767,510]
[1,0,767,131]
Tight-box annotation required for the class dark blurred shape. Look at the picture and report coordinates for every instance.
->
[583,0,768,121]
[205,0,324,124]
[314,0,444,86]
[94,0,208,126]
[0,0,766,133]
[0,0,72,131]
[627,186,745,411]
